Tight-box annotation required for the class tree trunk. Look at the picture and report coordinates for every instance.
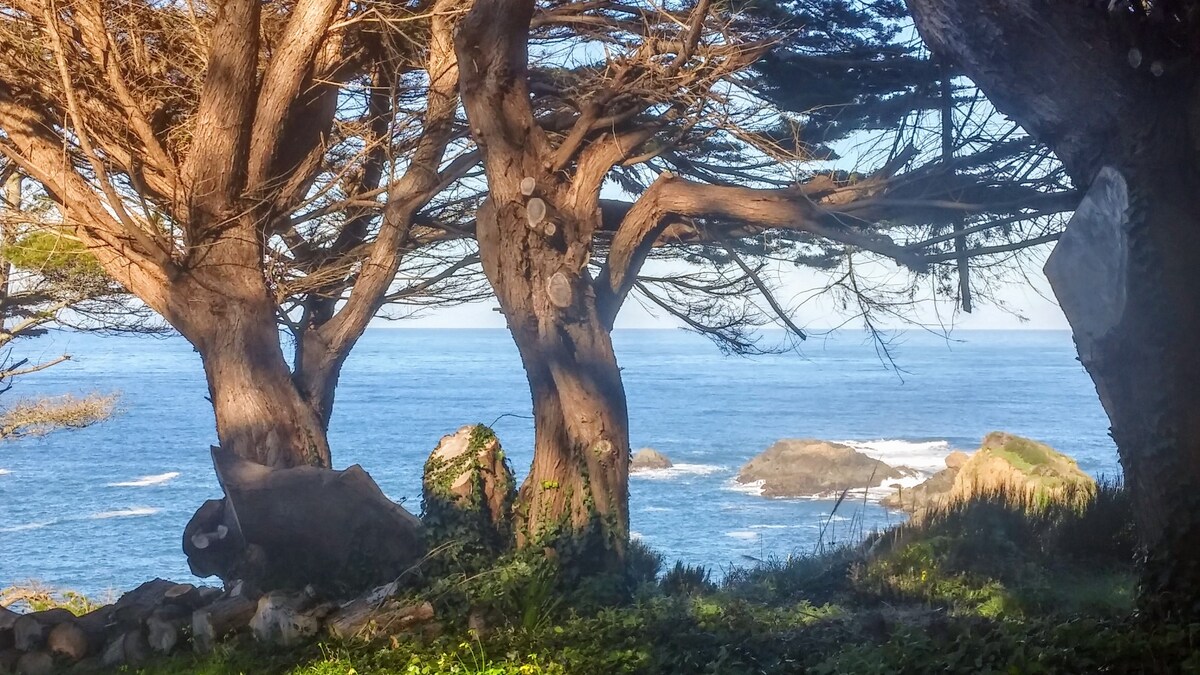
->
[1047,156,1200,618]
[907,0,1200,618]
[175,275,331,469]
[477,198,631,569]
[292,303,345,430]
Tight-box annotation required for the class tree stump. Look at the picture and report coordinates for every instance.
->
[192,596,256,654]
[45,622,88,663]
[422,425,516,559]
[185,446,424,593]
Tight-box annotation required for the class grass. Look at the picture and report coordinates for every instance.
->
[0,581,112,615]
[14,482,1200,674]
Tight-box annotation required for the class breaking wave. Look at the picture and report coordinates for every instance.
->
[107,472,180,488]
[631,463,724,480]
[0,520,54,533]
[90,507,160,520]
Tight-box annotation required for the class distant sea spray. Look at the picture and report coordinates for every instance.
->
[107,472,181,488]
[90,507,161,520]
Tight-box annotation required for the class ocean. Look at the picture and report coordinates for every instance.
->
[0,328,1118,595]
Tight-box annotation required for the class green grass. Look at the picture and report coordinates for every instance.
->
[15,482,1200,674]
[990,436,1057,473]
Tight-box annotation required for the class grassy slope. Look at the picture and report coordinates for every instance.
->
[16,485,1200,674]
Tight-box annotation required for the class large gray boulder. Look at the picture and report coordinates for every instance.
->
[737,439,905,497]
[630,448,673,472]
[184,446,423,594]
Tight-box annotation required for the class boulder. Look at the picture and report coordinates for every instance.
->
[949,432,1095,505]
[422,425,515,554]
[945,450,969,470]
[737,439,905,497]
[630,448,673,471]
[882,452,965,512]
[184,446,424,593]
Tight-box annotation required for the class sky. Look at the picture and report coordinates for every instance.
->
[399,257,1071,331]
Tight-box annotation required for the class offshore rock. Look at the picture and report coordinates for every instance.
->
[737,439,905,497]
[630,448,673,471]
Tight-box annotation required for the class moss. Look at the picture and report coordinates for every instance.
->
[986,435,1056,473]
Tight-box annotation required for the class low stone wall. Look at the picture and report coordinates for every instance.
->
[0,578,436,674]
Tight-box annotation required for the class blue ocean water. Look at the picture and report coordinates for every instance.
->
[0,328,1117,595]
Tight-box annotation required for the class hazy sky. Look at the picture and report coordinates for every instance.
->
[401,255,1071,331]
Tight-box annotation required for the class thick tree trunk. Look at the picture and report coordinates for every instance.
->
[906,0,1200,616]
[455,1,631,568]
[1047,156,1200,618]
[477,199,631,568]
[175,275,331,469]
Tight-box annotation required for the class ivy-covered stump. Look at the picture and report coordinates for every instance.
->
[422,425,516,563]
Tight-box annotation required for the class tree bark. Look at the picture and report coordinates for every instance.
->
[173,272,331,469]
[1047,156,1200,618]
[477,198,631,567]
[907,0,1200,616]
[456,1,633,567]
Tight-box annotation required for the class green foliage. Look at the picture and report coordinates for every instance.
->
[134,484,1165,674]
[422,424,517,576]
[2,230,107,286]
[855,481,1136,618]
[623,538,664,587]
[721,547,857,606]
[0,582,109,615]
[660,562,716,596]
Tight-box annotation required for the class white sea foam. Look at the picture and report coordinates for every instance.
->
[0,521,54,533]
[725,477,765,497]
[107,472,180,488]
[90,507,160,519]
[748,524,805,530]
[838,439,953,475]
[631,530,645,540]
[725,530,761,540]
[630,463,723,480]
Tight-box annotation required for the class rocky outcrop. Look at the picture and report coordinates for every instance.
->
[882,456,960,512]
[950,432,1094,504]
[737,439,906,497]
[184,446,424,594]
[422,425,516,555]
[884,433,1095,513]
[630,448,673,471]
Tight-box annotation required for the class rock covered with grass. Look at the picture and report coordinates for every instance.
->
[630,448,673,471]
[737,439,907,497]
[885,432,1096,514]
